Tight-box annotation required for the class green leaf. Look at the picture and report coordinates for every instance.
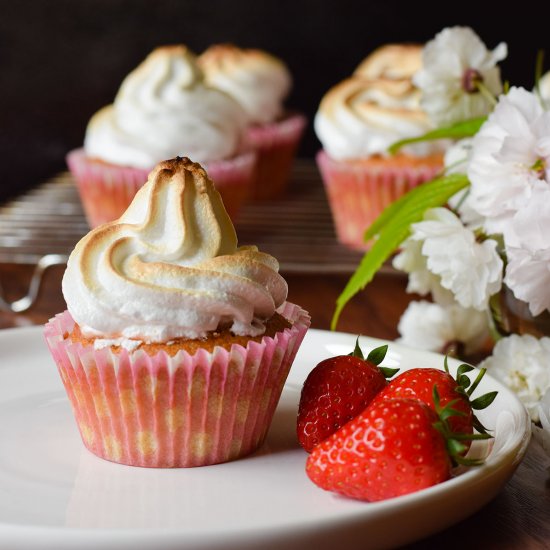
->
[473,416,490,435]
[432,385,441,411]
[447,438,467,458]
[388,117,487,155]
[440,406,467,422]
[456,363,474,390]
[471,391,498,410]
[366,344,388,365]
[363,174,442,241]
[348,337,365,359]
[457,364,475,377]
[458,375,471,390]
[379,366,400,379]
[331,173,470,330]
[363,170,467,242]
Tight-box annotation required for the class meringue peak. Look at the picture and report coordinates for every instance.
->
[62,157,288,343]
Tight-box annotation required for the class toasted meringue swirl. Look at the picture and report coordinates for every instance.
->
[354,44,423,80]
[62,157,288,342]
[199,44,291,125]
[314,76,437,159]
[84,46,247,168]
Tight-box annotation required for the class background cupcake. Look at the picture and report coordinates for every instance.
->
[199,44,306,200]
[67,45,254,227]
[315,44,445,250]
[45,156,310,468]
[353,43,423,80]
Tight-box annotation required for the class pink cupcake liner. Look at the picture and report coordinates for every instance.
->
[202,150,257,217]
[316,149,443,250]
[44,303,310,468]
[66,149,257,228]
[244,113,307,200]
[66,149,149,229]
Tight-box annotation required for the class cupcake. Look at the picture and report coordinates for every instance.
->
[353,44,423,80]
[199,44,306,200]
[44,156,310,468]
[67,45,255,227]
[315,44,445,250]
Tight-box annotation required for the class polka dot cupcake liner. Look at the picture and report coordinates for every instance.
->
[244,113,307,200]
[316,149,444,250]
[44,303,310,468]
[66,149,257,228]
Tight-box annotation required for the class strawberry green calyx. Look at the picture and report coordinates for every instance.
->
[431,386,492,467]
[348,339,398,379]
[443,356,498,435]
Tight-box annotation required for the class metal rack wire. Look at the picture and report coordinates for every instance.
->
[0,159,366,312]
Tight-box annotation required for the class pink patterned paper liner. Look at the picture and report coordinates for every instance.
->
[317,149,443,250]
[202,150,257,217]
[44,303,310,468]
[244,113,307,200]
[66,149,257,228]
[66,149,149,229]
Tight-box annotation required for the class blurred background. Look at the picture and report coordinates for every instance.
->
[0,0,545,201]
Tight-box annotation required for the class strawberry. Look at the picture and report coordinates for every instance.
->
[372,359,497,454]
[374,368,472,435]
[297,341,398,453]
[306,398,452,502]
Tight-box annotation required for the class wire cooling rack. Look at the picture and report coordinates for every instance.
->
[0,159,367,268]
[0,159,369,311]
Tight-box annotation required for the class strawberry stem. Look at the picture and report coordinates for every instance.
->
[432,386,493,468]
[348,340,394,373]
[441,358,497,432]
[467,367,486,397]
[443,355,450,375]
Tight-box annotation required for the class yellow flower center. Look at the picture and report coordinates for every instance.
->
[531,158,547,181]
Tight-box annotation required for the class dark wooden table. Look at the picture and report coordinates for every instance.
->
[1,262,549,549]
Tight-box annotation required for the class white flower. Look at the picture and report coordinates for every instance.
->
[396,207,503,310]
[444,138,473,175]
[445,138,485,228]
[467,87,550,241]
[505,247,550,317]
[510,183,550,253]
[479,334,550,422]
[503,183,550,316]
[392,234,455,306]
[397,300,490,355]
[414,26,507,126]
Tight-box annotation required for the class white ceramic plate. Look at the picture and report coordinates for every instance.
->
[0,326,531,550]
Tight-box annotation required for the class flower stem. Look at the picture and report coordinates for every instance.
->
[476,81,498,107]
[534,50,549,111]
[453,188,471,214]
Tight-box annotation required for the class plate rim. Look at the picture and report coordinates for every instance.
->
[0,325,532,549]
